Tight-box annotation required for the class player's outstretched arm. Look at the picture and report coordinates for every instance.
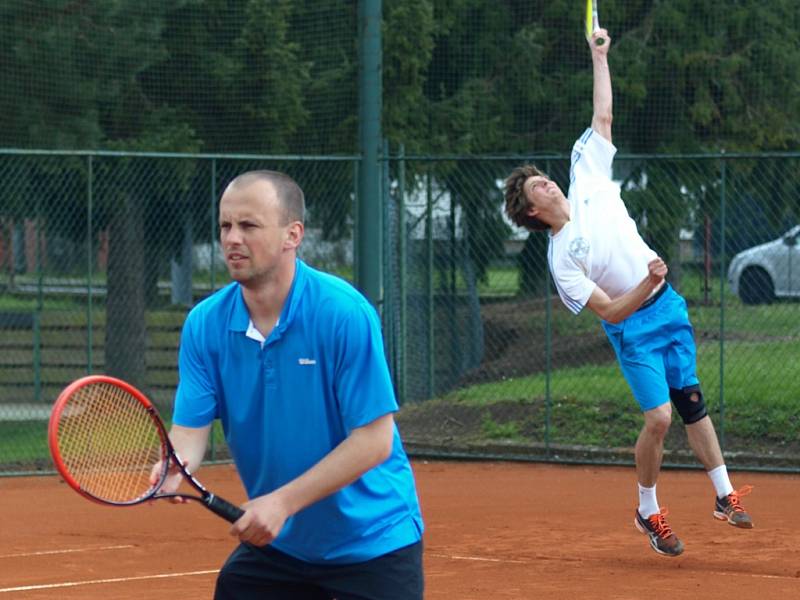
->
[589,29,612,143]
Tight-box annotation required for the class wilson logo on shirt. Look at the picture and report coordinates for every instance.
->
[298,358,317,366]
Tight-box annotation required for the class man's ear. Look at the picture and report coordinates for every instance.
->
[284,221,304,250]
[525,204,540,218]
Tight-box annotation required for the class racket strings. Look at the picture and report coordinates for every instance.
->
[56,383,165,503]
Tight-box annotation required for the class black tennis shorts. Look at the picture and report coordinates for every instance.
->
[214,540,424,600]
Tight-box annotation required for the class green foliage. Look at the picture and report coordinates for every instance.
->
[384,0,436,154]
[234,0,311,152]
[0,1,190,149]
[481,413,521,440]
[2,1,799,155]
[619,0,800,152]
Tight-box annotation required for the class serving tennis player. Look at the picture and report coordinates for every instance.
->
[503,28,753,557]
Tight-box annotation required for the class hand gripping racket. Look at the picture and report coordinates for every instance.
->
[585,0,605,46]
[48,375,244,523]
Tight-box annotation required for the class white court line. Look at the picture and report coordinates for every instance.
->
[0,570,218,594]
[0,545,135,559]
[427,552,799,580]
[428,552,527,564]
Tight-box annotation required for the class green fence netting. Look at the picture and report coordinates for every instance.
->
[386,152,800,470]
[2,149,798,474]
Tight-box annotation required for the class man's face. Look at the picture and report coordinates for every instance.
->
[523,175,563,216]
[218,180,297,286]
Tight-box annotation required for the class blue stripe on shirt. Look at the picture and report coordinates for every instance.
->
[548,243,583,314]
[570,128,594,184]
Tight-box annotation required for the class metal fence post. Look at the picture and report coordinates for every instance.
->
[356,0,383,306]
[33,311,41,405]
[34,194,43,404]
[397,144,407,405]
[86,154,94,374]
[718,154,727,450]
[544,159,552,455]
[210,157,218,293]
[382,139,394,367]
[209,157,218,462]
[426,167,435,398]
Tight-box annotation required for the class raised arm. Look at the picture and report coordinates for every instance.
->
[589,29,612,143]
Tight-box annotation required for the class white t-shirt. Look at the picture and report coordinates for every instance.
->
[548,127,657,315]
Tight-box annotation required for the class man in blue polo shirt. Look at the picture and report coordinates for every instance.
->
[160,170,424,599]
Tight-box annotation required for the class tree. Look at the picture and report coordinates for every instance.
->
[0,1,198,391]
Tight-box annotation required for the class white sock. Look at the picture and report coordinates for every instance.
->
[708,465,734,498]
[637,483,660,518]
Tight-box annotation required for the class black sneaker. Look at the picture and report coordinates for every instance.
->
[634,508,684,557]
[714,485,754,528]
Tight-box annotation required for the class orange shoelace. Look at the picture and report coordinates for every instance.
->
[647,508,674,539]
[726,485,754,512]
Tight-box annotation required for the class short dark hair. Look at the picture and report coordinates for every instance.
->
[504,164,549,231]
[229,170,305,225]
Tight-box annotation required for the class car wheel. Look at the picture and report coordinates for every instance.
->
[739,267,774,305]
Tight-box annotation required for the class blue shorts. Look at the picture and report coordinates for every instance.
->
[601,284,700,412]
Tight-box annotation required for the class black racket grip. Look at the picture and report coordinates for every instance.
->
[204,493,245,523]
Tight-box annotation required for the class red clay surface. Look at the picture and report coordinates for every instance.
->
[1,461,798,599]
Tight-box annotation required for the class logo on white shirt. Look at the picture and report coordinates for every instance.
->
[298,358,317,365]
[568,237,590,260]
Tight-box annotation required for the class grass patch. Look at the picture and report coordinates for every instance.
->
[0,421,50,466]
[481,413,522,440]
[398,336,800,460]
[0,416,229,471]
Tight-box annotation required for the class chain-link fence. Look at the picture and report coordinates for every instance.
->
[0,150,356,474]
[1,149,798,475]
[387,152,800,471]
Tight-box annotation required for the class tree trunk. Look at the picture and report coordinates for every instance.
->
[170,209,194,306]
[518,234,549,296]
[105,192,148,392]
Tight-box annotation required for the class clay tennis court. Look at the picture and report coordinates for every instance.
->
[1,460,798,599]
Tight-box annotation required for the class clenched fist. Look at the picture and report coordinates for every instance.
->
[648,257,668,286]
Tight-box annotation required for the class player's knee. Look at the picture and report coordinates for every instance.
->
[643,404,672,437]
[669,385,707,425]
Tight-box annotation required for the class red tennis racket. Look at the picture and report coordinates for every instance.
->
[48,375,243,523]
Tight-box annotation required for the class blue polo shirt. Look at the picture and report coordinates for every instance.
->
[173,259,423,564]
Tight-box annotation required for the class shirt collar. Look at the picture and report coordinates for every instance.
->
[228,258,308,335]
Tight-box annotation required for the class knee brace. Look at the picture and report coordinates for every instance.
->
[669,385,707,424]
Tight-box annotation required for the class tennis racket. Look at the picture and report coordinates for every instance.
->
[585,0,605,46]
[48,375,244,523]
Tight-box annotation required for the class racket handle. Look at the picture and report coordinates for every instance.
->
[204,493,245,523]
[595,38,605,46]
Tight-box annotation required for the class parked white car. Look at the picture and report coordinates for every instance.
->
[727,225,800,304]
